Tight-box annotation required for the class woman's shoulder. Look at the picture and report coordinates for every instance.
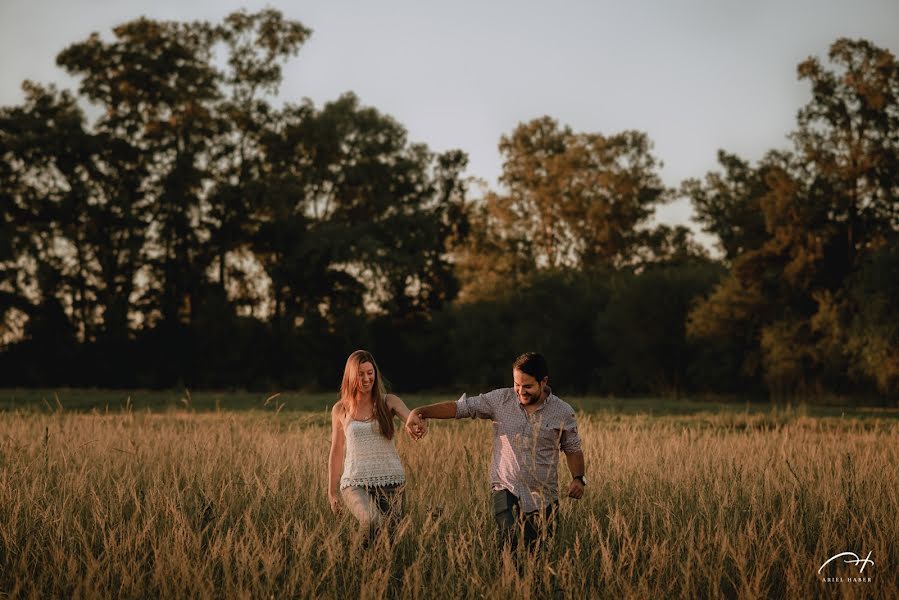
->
[331,400,348,419]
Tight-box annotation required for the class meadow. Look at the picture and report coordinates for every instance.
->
[0,390,896,598]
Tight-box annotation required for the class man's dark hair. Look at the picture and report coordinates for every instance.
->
[512,352,548,382]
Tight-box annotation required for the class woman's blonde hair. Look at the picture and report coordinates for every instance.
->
[339,350,393,439]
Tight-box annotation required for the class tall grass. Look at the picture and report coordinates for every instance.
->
[0,408,896,598]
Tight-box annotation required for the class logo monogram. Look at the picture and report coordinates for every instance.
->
[818,551,874,575]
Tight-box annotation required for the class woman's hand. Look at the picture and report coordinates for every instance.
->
[328,492,341,514]
[405,410,428,440]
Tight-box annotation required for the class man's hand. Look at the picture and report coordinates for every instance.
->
[405,409,427,441]
[567,478,585,499]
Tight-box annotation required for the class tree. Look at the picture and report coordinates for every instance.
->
[206,9,311,295]
[686,38,899,396]
[633,224,711,267]
[793,38,899,271]
[486,116,668,271]
[254,93,469,328]
[54,11,311,331]
[449,270,612,393]
[0,10,317,386]
[595,261,724,395]
[0,83,110,342]
[681,151,770,263]
[844,245,899,396]
[55,17,220,330]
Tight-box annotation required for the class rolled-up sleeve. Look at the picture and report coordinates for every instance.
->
[559,406,582,453]
[454,389,502,419]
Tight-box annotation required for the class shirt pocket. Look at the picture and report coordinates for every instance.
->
[535,425,562,464]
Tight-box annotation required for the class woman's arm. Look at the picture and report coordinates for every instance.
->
[387,394,427,439]
[387,394,413,421]
[327,402,346,514]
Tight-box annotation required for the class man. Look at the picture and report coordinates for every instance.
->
[406,352,585,552]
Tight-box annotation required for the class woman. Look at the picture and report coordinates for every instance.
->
[327,350,424,540]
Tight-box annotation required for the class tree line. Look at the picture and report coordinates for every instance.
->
[1,10,896,400]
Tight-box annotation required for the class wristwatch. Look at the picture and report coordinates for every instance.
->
[574,475,587,486]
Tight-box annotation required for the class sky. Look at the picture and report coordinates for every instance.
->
[2,0,899,248]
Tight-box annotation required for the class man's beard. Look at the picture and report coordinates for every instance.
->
[519,390,541,404]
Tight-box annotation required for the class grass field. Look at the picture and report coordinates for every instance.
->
[0,391,896,598]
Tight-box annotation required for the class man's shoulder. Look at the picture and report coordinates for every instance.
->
[490,387,516,402]
[457,387,513,402]
[464,387,515,407]
[548,394,576,415]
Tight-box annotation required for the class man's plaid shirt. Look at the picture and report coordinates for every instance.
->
[455,388,582,513]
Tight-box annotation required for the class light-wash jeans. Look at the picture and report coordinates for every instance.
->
[340,484,405,540]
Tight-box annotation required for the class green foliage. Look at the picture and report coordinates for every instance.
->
[845,245,899,395]
[449,270,611,392]
[681,151,770,263]
[595,262,724,395]
[1,24,896,401]
[486,116,669,271]
[0,10,469,389]
[254,92,468,325]
[685,38,899,399]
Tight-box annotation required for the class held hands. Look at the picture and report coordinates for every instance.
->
[405,409,428,441]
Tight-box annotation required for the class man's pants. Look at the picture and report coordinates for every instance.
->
[491,489,558,553]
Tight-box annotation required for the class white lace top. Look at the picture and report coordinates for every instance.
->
[339,418,405,490]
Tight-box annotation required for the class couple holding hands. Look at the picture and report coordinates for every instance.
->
[327,350,586,552]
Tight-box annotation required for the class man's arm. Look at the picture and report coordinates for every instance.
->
[406,391,503,439]
[413,402,458,419]
[559,404,584,499]
[405,402,456,438]
[564,450,585,499]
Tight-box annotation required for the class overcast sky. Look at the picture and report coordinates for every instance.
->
[2,0,898,245]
